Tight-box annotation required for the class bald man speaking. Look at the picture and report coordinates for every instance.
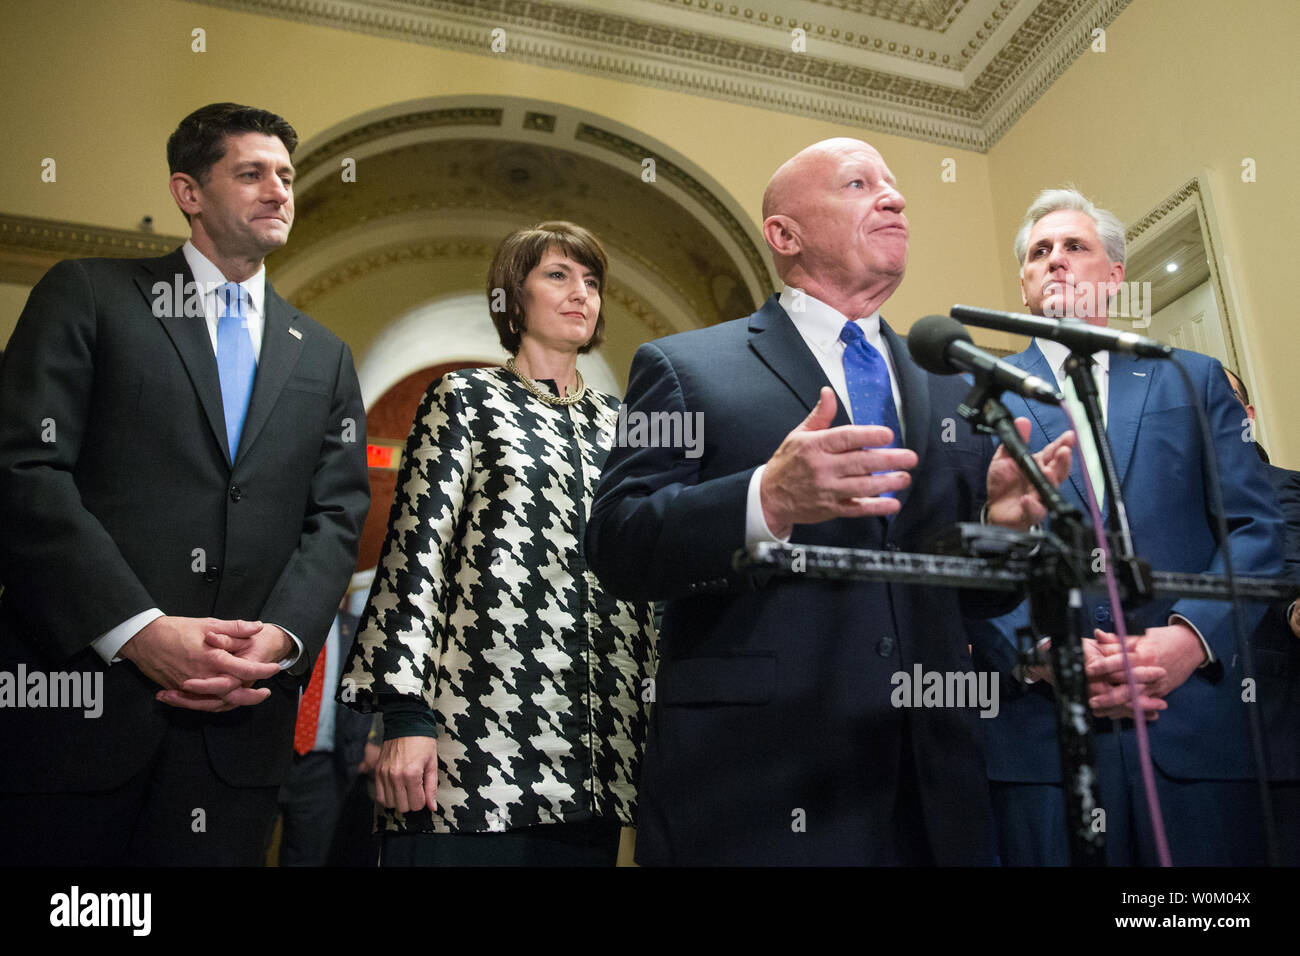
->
[588,139,1071,865]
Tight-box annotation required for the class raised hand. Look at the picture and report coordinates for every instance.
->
[760,386,917,537]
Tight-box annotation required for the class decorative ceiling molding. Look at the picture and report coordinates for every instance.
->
[191,0,1129,151]
[1126,178,1201,245]
[0,213,185,285]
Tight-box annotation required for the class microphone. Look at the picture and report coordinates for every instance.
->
[951,304,1173,358]
[908,315,1063,404]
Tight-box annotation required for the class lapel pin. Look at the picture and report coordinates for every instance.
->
[288,327,302,340]
[1132,371,1146,377]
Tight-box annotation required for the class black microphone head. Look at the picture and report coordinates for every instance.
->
[908,314,972,376]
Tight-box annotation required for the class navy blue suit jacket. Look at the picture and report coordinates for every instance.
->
[968,341,1284,783]
[587,296,1004,865]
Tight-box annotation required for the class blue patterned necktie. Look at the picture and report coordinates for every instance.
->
[216,282,256,460]
[840,320,901,442]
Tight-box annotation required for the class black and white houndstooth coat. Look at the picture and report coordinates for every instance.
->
[341,366,657,833]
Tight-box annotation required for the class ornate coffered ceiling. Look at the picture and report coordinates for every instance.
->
[195,0,1130,151]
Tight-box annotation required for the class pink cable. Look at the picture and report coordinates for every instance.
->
[1057,404,1173,867]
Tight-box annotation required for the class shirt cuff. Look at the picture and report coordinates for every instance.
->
[1015,636,1052,685]
[267,623,304,670]
[93,608,165,664]
[745,464,791,549]
[1168,613,1214,666]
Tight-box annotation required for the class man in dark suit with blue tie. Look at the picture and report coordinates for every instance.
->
[967,188,1284,865]
[587,138,1073,865]
[0,103,370,865]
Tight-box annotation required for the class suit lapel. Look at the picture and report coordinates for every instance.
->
[237,282,304,463]
[135,249,232,464]
[1009,343,1089,506]
[880,318,926,515]
[1104,352,1153,511]
[747,296,849,426]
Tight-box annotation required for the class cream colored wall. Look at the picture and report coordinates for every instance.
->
[0,0,1003,360]
[0,284,32,349]
[988,0,1300,464]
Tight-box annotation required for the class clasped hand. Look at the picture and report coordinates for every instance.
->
[1032,623,1206,721]
[119,615,292,712]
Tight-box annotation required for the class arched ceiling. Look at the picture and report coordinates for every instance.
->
[260,99,770,384]
[274,135,759,328]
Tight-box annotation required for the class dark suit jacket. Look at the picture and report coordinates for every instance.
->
[1255,463,1300,779]
[331,610,372,776]
[968,342,1285,783]
[0,248,370,792]
[587,296,1002,865]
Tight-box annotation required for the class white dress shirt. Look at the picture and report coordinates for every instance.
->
[1035,336,1109,421]
[183,240,267,362]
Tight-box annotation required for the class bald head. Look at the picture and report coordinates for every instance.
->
[759,138,908,319]
[762,138,875,222]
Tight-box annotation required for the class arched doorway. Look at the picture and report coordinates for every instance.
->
[263,95,772,573]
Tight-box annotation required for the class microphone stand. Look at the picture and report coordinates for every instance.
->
[1063,353,1156,611]
[958,375,1106,866]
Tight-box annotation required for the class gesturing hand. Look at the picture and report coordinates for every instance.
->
[986,417,1075,530]
[760,387,917,538]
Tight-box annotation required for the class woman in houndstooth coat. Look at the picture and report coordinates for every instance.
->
[341,222,657,865]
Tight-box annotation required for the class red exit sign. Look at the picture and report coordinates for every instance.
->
[367,443,402,470]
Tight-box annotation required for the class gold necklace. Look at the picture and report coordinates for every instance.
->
[505,357,587,406]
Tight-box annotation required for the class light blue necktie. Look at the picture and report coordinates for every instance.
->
[216,282,256,460]
[841,320,902,498]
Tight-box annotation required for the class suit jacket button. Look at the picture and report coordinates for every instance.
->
[877,635,895,657]
[229,484,243,502]
[204,565,220,583]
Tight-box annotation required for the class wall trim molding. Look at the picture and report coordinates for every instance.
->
[0,213,184,284]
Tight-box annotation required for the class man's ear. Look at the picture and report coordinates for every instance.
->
[1019,271,1029,307]
[169,172,202,220]
[762,215,801,258]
